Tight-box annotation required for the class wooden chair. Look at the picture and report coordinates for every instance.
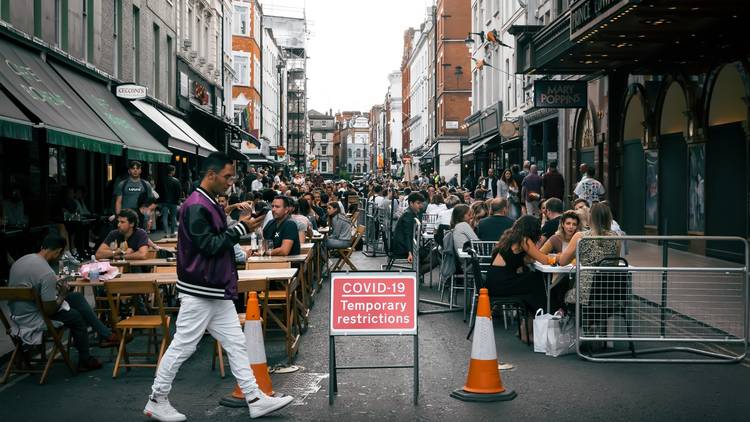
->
[330,225,365,271]
[249,262,300,363]
[105,280,170,378]
[0,287,76,384]
[212,278,270,378]
[154,266,177,273]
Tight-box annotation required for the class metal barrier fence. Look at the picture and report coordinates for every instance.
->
[575,236,748,363]
[363,198,385,257]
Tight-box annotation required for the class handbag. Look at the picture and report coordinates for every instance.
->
[545,312,577,357]
[533,308,554,353]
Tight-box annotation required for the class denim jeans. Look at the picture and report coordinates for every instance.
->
[161,203,179,234]
[52,292,111,363]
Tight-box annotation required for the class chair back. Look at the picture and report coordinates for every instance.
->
[0,286,62,336]
[350,225,366,249]
[246,262,291,270]
[105,280,167,330]
[154,266,177,273]
[422,213,439,234]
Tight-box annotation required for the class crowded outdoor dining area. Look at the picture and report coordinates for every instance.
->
[2,151,748,421]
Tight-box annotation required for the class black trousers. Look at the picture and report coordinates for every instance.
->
[52,292,111,363]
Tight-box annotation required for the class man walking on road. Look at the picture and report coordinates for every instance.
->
[522,164,543,217]
[542,160,565,201]
[144,152,294,421]
[574,166,606,205]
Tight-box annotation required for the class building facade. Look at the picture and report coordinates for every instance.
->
[511,0,750,261]
[261,27,283,148]
[231,0,262,144]
[308,109,334,175]
[385,71,403,176]
[407,18,432,173]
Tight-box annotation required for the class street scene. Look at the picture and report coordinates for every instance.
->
[1,0,749,421]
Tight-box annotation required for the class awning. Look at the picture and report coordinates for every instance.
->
[244,153,271,165]
[131,100,200,155]
[0,38,122,154]
[0,88,33,141]
[160,111,218,157]
[228,146,248,162]
[50,62,172,163]
[462,134,495,159]
[446,154,460,165]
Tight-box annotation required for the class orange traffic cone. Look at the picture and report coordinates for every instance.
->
[451,288,517,402]
[220,292,276,407]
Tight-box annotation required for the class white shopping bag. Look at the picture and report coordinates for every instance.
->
[546,313,576,357]
[533,308,554,353]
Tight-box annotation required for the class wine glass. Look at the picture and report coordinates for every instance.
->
[264,240,274,257]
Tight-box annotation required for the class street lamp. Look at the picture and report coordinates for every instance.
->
[465,29,513,49]
[464,31,486,48]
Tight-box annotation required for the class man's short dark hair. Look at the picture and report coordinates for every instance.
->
[273,195,293,208]
[573,198,589,208]
[262,189,276,202]
[217,193,229,201]
[586,166,596,177]
[548,160,558,169]
[407,192,425,204]
[128,160,142,169]
[201,152,233,175]
[41,233,67,251]
[167,165,176,174]
[544,197,563,214]
[117,209,139,225]
[373,185,383,194]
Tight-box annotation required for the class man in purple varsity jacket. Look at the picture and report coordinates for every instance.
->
[144,153,294,421]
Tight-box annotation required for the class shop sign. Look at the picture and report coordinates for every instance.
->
[533,80,587,109]
[499,120,517,139]
[445,120,459,129]
[115,84,147,100]
[276,145,286,157]
[570,0,631,40]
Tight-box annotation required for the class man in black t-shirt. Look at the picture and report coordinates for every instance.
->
[477,198,514,242]
[95,209,150,261]
[539,197,563,245]
[261,196,300,256]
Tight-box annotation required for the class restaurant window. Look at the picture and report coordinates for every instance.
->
[153,24,160,98]
[133,6,140,83]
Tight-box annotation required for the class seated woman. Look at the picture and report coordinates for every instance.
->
[540,210,581,308]
[325,202,353,250]
[485,215,553,313]
[540,210,580,255]
[450,204,478,255]
[557,203,621,305]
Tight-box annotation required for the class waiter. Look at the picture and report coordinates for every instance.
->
[143,152,294,421]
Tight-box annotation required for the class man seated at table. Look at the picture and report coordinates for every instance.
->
[8,234,123,372]
[95,209,150,261]
[391,192,425,265]
[260,196,301,256]
[477,198,514,242]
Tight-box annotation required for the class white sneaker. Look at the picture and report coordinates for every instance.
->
[143,395,187,422]
[247,392,294,419]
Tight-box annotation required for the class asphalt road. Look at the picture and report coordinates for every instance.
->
[1,252,749,421]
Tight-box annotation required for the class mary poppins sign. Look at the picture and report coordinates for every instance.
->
[533,80,587,109]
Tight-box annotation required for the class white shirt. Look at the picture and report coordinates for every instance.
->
[438,207,453,226]
[251,179,263,192]
[574,176,606,205]
[426,203,446,215]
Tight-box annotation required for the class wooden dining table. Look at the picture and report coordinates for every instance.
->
[69,268,302,363]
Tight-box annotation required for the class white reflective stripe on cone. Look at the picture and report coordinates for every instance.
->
[470,316,498,361]
[243,320,267,365]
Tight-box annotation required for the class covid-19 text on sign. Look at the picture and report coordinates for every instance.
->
[330,272,418,336]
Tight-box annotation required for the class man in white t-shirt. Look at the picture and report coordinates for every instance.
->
[574,167,605,205]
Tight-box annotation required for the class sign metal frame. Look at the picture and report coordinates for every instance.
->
[329,270,419,405]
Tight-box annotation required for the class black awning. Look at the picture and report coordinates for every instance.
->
[228,146,248,162]
[513,0,750,75]
[0,37,122,154]
[0,87,33,141]
[50,61,172,163]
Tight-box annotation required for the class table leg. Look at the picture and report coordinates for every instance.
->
[546,273,552,312]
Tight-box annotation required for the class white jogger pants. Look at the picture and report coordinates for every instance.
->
[151,294,259,397]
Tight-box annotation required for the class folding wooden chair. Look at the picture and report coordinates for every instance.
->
[212,278,270,378]
[249,262,300,363]
[331,225,365,271]
[105,280,171,378]
[0,287,76,384]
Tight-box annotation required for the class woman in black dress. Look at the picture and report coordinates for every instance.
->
[485,215,555,312]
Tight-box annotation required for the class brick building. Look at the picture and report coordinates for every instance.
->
[232,0,262,145]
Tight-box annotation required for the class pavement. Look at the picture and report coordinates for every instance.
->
[1,251,750,421]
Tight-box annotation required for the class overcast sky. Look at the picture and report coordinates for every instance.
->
[263,0,433,114]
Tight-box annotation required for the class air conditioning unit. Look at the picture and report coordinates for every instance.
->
[189,50,198,59]
[182,39,192,50]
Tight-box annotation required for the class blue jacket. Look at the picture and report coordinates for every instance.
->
[176,187,249,300]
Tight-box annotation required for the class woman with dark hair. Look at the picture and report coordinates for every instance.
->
[450,204,478,255]
[500,169,521,219]
[326,202,353,249]
[485,215,553,312]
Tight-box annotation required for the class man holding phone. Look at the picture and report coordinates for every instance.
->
[144,153,294,421]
